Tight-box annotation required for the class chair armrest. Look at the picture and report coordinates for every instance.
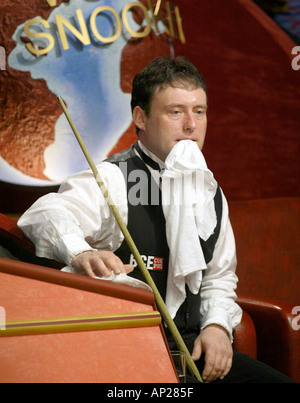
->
[0,213,63,269]
[237,294,300,382]
[232,310,257,359]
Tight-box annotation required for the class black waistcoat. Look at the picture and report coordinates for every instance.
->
[106,143,223,343]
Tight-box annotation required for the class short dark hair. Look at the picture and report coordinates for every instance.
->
[131,56,207,116]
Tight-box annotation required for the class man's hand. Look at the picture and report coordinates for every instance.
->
[191,324,233,382]
[71,250,134,278]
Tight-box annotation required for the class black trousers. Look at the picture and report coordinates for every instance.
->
[168,337,296,383]
[186,351,295,383]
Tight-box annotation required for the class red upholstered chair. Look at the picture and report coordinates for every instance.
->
[232,309,257,359]
[0,213,62,269]
[229,197,300,382]
[237,295,299,382]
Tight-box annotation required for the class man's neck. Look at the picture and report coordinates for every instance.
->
[137,140,165,170]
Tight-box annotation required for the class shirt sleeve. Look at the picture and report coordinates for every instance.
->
[199,190,243,341]
[17,162,128,266]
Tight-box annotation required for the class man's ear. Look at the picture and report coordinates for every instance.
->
[133,106,146,132]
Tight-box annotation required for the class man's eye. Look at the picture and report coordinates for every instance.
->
[171,110,183,117]
[194,109,205,118]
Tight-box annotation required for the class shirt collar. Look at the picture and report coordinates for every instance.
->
[137,140,166,171]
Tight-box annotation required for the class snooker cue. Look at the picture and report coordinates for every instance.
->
[58,96,203,382]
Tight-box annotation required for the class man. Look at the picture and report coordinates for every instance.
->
[18,56,293,383]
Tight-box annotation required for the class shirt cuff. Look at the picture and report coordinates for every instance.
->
[53,234,95,266]
[200,306,233,342]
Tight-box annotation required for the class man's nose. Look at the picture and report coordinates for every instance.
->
[183,112,196,132]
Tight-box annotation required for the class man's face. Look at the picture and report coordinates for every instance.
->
[133,84,208,161]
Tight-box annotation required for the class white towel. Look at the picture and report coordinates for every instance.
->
[161,140,218,318]
[61,265,152,291]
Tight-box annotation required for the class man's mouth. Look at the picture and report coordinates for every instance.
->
[176,138,196,142]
